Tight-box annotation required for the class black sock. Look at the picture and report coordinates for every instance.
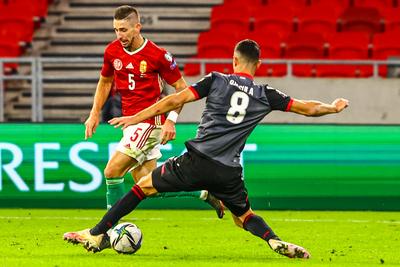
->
[243,214,280,241]
[90,185,146,235]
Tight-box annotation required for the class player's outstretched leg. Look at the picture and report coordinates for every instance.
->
[63,229,110,253]
[64,184,148,253]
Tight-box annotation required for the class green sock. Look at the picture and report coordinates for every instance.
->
[154,190,205,199]
[106,177,125,209]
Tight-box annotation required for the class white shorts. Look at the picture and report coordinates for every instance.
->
[116,123,162,170]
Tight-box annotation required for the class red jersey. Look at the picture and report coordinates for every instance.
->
[101,38,182,125]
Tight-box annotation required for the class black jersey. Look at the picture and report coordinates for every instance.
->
[185,72,292,167]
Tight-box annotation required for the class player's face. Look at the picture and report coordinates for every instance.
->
[113,19,141,49]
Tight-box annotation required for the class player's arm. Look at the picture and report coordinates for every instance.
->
[169,77,187,114]
[84,75,114,139]
[265,86,349,116]
[109,87,196,129]
[160,77,187,144]
[289,98,349,116]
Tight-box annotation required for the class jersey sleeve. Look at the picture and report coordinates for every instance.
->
[189,73,213,99]
[158,50,182,85]
[100,46,114,77]
[265,86,293,111]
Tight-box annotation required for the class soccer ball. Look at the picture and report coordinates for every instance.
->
[110,222,142,254]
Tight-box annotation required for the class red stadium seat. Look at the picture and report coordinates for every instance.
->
[210,5,251,33]
[248,31,287,76]
[286,32,327,76]
[372,30,400,76]
[339,7,383,34]
[0,15,35,43]
[353,0,395,12]
[266,0,308,12]
[0,39,21,74]
[197,30,243,56]
[184,30,241,76]
[0,0,48,19]
[297,4,341,37]
[224,0,263,7]
[253,6,296,38]
[381,7,400,32]
[328,32,371,58]
[372,31,400,58]
[310,0,350,9]
[317,32,372,77]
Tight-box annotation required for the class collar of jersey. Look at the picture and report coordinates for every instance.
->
[233,72,254,80]
[122,38,148,55]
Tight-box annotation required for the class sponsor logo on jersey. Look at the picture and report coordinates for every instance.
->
[126,62,134,69]
[140,60,147,77]
[113,59,123,71]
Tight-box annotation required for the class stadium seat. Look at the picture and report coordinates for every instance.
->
[0,15,35,43]
[253,6,296,38]
[339,7,383,34]
[0,39,21,74]
[353,0,395,12]
[266,0,308,11]
[223,0,263,7]
[285,32,327,76]
[310,0,350,9]
[210,4,251,33]
[297,4,341,37]
[184,30,240,76]
[0,0,48,20]
[381,7,400,32]
[317,32,372,77]
[248,31,287,76]
[224,0,264,6]
[372,31,400,77]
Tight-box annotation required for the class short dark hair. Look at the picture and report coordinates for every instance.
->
[234,39,260,64]
[114,5,139,20]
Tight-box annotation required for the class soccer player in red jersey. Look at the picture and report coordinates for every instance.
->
[84,5,223,216]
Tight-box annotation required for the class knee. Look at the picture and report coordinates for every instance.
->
[237,209,255,228]
[234,219,243,228]
[104,165,124,178]
[231,214,244,228]
[136,173,157,197]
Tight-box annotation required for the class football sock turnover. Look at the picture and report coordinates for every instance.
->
[105,177,125,209]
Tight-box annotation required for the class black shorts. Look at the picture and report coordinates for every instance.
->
[152,149,250,217]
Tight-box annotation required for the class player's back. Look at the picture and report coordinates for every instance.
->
[186,72,274,168]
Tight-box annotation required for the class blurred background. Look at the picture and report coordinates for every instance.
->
[0,0,399,210]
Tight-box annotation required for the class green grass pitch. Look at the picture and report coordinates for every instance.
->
[0,209,399,267]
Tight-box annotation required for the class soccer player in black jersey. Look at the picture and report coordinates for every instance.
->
[64,39,349,258]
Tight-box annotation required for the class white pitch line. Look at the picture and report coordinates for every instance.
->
[0,216,163,221]
[0,216,399,224]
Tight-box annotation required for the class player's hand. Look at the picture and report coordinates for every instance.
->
[108,116,136,130]
[160,119,176,145]
[84,114,100,140]
[332,98,349,113]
